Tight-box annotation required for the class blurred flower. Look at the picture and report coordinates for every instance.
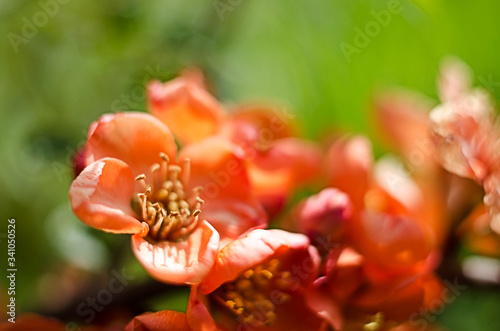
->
[186,229,325,331]
[126,311,191,331]
[283,135,444,330]
[428,57,500,233]
[218,105,322,216]
[306,247,443,331]
[70,112,266,284]
[147,71,321,216]
[323,135,440,269]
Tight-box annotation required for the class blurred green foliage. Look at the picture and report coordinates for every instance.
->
[2,0,500,329]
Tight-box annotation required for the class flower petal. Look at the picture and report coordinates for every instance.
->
[249,137,322,194]
[86,112,177,177]
[200,197,267,243]
[125,311,191,331]
[186,285,219,331]
[429,90,498,181]
[351,211,431,269]
[200,229,315,294]
[148,75,224,145]
[373,89,434,160]
[229,104,297,140]
[180,137,268,240]
[69,158,148,235]
[437,56,472,103]
[306,277,345,331]
[131,221,219,285]
[325,136,373,208]
[296,188,352,241]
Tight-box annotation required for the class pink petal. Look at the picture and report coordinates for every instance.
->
[69,158,148,235]
[297,188,352,240]
[131,221,219,285]
[86,112,177,177]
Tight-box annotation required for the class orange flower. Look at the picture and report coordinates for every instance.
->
[218,106,322,216]
[306,247,443,331]
[70,112,267,285]
[186,229,325,331]
[287,137,444,329]
[324,135,438,269]
[147,72,321,216]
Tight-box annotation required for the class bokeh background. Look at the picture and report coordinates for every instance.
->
[1,0,500,329]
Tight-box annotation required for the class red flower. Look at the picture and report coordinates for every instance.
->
[147,71,321,216]
[70,112,266,284]
[306,247,443,330]
[186,229,325,331]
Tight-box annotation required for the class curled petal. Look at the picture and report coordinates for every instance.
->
[200,229,316,294]
[131,221,219,285]
[148,76,224,145]
[125,311,191,331]
[69,158,148,235]
[86,112,177,177]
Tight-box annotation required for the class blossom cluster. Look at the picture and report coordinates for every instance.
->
[9,59,498,331]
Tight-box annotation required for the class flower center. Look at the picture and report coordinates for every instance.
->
[211,259,297,327]
[133,153,203,242]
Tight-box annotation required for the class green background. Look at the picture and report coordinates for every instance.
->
[1,0,500,329]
